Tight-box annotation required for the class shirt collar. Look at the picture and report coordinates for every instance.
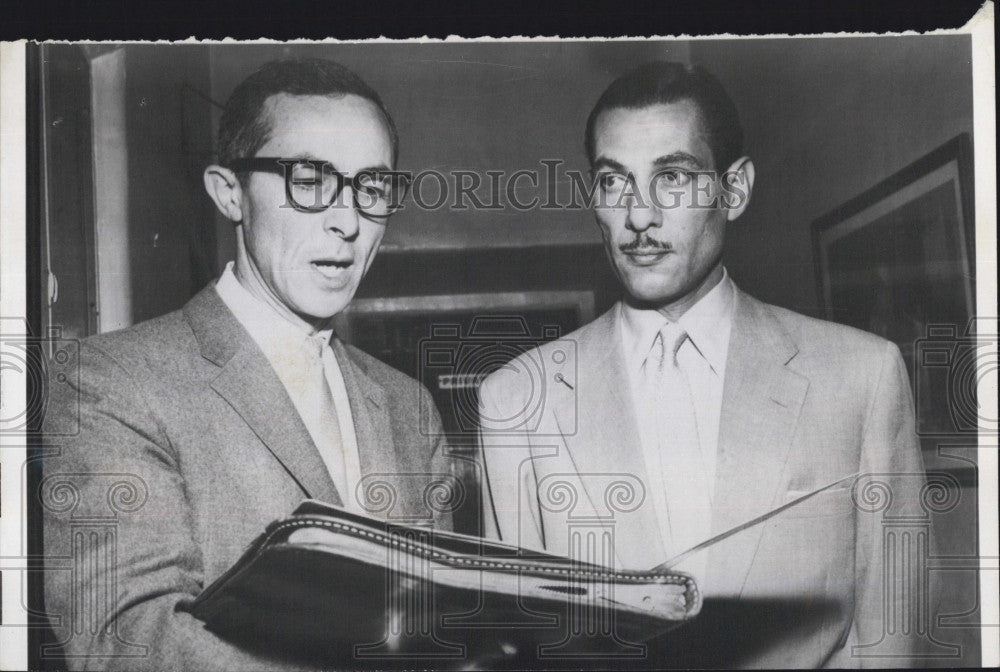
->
[678,268,735,374]
[214,262,335,357]
[619,267,736,376]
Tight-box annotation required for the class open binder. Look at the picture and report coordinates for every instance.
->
[187,500,701,655]
[186,476,854,663]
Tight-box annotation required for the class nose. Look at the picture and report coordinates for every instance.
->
[624,186,662,233]
[323,185,361,239]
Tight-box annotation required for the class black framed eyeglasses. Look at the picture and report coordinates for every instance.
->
[228,157,410,219]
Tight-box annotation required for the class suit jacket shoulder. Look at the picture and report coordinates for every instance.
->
[762,299,894,358]
[748,295,904,404]
[79,293,433,401]
[480,307,616,384]
[76,306,197,371]
[478,306,617,428]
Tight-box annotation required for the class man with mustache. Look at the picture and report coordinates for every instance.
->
[478,61,931,667]
[42,58,451,670]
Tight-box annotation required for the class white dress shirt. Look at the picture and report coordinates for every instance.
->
[214,263,363,511]
[619,268,736,569]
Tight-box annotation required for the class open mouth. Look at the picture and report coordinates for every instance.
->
[310,258,353,280]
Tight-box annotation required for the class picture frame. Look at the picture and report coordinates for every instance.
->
[812,134,977,462]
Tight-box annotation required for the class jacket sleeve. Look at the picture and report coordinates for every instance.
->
[424,391,456,533]
[847,340,939,669]
[476,370,544,552]
[42,341,317,672]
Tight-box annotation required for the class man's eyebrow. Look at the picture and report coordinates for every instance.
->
[285,152,324,162]
[652,152,706,169]
[357,163,392,173]
[286,154,391,173]
[591,157,628,173]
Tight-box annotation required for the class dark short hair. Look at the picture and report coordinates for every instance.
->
[584,61,743,170]
[217,58,399,168]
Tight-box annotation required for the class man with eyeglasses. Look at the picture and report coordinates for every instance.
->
[42,58,449,670]
[478,61,933,667]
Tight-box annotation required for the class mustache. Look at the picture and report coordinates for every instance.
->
[619,235,672,253]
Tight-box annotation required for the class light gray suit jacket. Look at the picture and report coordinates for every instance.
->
[42,285,451,671]
[479,286,934,668]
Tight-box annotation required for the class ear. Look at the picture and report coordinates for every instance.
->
[203,165,244,222]
[721,157,755,222]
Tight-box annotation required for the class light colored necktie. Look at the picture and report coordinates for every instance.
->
[641,322,714,578]
[303,334,350,505]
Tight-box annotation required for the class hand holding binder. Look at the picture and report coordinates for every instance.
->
[187,500,701,661]
[186,475,855,665]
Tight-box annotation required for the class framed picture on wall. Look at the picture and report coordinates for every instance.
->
[811,134,977,452]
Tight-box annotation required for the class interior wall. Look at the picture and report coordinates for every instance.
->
[208,40,692,268]
[123,45,217,325]
[57,37,975,330]
[690,35,974,316]
[205,37,974,318]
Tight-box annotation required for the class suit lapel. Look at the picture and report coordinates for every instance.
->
[184,286,342,506]
[707,289,809,595]
[332,340,435,521]
[332,340,396,480]
[552,306,667,570]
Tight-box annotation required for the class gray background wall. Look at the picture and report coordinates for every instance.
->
[203,36,973,316]
[65,37,973,322]
[206,40,691,265]
[693,35,974,315]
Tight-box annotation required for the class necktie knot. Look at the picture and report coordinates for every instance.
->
[651,322,688,371]
[306,333,329,362]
